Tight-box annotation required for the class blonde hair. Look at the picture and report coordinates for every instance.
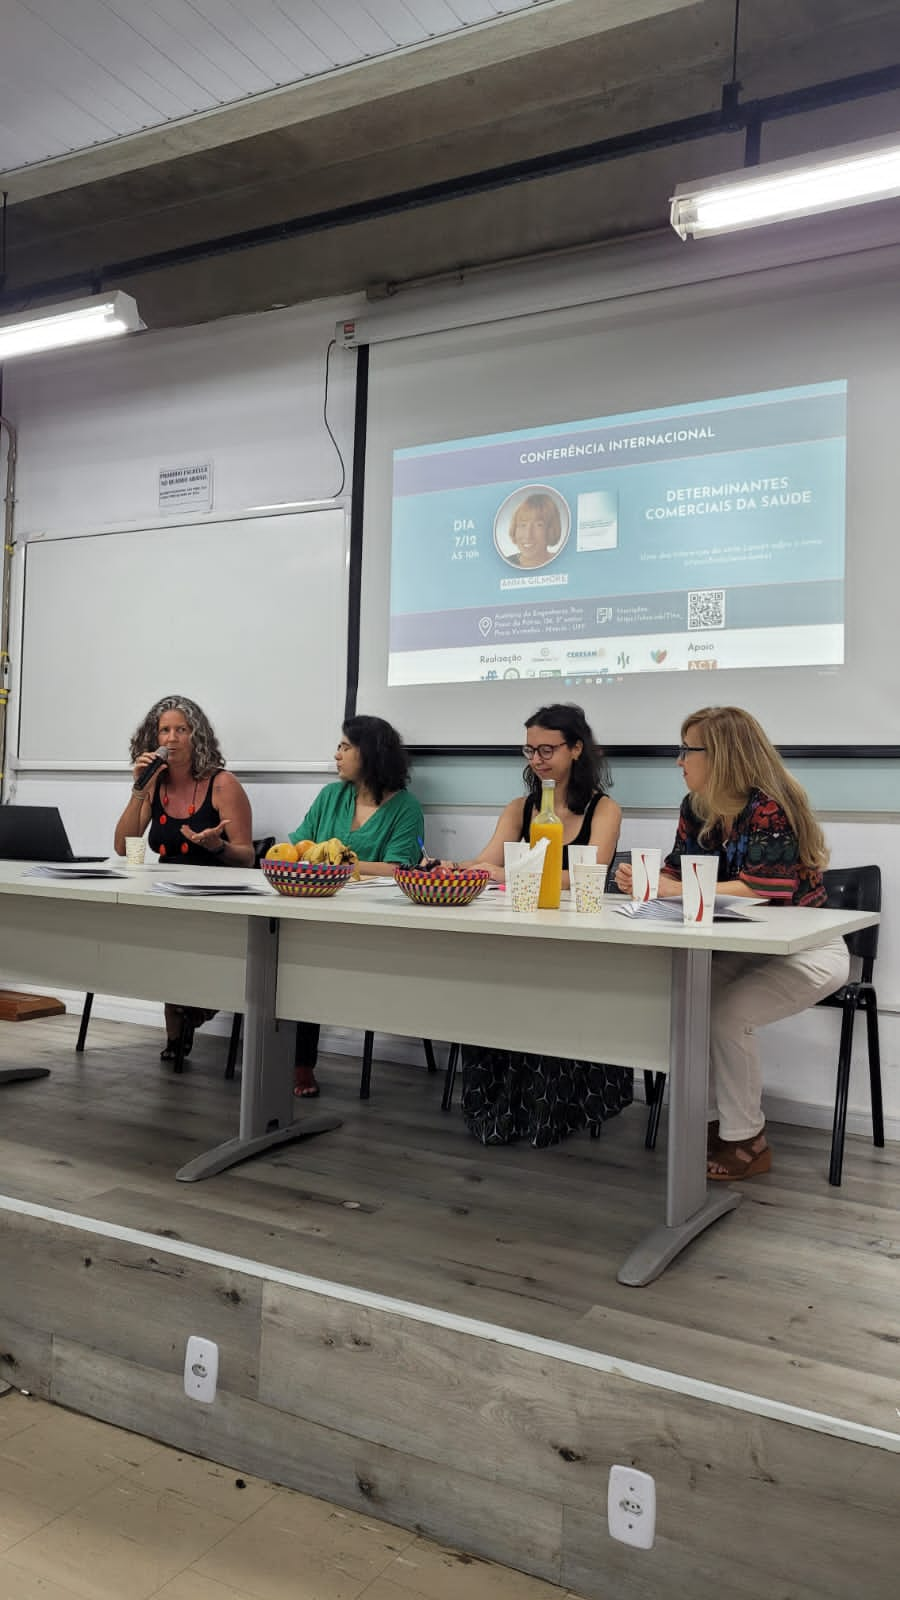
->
[509,493,562,550]
[682,706,828,871]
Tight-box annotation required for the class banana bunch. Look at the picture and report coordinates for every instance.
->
[297,836,358,867]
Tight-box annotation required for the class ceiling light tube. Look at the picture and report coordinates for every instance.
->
[0,291,144,361]
[671,133,900,239]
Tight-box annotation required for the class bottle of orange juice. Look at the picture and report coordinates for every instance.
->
[529,780,563,909]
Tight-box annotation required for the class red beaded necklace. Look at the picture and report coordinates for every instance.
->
[157,771,205,859]
[159,777,200,825]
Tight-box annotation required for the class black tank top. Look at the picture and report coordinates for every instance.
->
[148,771,224,864]
[520,790,604,870]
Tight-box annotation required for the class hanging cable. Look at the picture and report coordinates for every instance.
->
[322,337,346,499]
[730,0,742,87]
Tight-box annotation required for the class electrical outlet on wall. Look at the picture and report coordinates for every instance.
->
[184,1336,218,1404]
[608,1465,656,1549]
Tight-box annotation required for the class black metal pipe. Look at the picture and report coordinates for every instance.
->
[408,745,900,761]
[344,343,368,723]
[3,61,900,310]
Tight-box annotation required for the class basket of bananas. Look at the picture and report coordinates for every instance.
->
[262,838,357,897]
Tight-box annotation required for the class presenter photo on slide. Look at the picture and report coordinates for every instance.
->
[494,487,570,570]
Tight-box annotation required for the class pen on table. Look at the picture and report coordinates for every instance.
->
[417,835,438,870]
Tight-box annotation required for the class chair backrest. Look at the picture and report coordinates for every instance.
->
[605,850,629,893]
[253,836,276,867]
[821,864,881,980]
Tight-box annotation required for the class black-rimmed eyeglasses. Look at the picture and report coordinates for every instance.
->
[677,744,706,759]
[522,742,567,761]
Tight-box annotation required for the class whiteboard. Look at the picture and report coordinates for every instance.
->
[18,510,348,768]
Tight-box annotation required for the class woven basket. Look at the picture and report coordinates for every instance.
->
[394,867,490,907]
[261,859,353,897]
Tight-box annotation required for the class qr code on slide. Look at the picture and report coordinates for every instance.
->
[687,589,725,630]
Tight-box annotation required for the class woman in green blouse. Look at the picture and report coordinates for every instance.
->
[291,715,424,1096]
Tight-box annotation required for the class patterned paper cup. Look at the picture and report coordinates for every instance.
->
[572,863,607,913]
[631,847,661,902]
[682,856,718,925]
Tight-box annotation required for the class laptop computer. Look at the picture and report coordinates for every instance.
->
[0,806,107,863]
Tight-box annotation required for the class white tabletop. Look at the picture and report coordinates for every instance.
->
[0,860,878,956]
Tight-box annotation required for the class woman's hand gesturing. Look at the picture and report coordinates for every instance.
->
[181,819,228,854]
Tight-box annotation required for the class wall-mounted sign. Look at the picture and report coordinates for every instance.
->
[158,460,213,515]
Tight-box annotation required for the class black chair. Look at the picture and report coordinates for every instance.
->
[644,864,885,1182]
[818,864,883,1186]
[359,1034,437,1100]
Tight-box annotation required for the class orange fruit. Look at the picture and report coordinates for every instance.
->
[266,842,300,862]
[294,840,316,860]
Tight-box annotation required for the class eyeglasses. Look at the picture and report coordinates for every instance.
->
[677,744,706,759]
[522,742,567,761]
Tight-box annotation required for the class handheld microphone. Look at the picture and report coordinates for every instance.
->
[133,746,169,792]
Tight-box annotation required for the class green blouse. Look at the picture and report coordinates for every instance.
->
[289,782,424,865]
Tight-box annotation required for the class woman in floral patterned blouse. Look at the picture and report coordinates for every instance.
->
[616,706,848,1180]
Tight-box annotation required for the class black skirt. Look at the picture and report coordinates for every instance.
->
[460,1048,633,1148]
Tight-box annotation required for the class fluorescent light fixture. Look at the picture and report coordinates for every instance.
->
[671,132,900,239]
[0,291,144,360]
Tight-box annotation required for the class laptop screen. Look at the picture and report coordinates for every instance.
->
[0,806,78,861]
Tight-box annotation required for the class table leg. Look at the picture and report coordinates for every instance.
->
[618,946,740,1286]
[176,918,341,1181]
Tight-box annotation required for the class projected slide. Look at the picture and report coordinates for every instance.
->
[387,381,846,687]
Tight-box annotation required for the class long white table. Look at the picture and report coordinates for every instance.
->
[0,862,878,1285]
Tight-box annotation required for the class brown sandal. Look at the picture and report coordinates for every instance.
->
[707,1135,771,1180]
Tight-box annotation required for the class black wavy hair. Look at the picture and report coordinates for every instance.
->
[342,715,411,804]
[522,703,610,814]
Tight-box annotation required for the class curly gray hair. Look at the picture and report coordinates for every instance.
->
[129,696,225,777]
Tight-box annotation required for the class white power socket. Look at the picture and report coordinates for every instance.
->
[184,1336,219,1404]
[607,1465,656,1549]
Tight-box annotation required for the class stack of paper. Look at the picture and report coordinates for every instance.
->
[614,897,761,922]
[24,865,128,880]
[151,880,272,896]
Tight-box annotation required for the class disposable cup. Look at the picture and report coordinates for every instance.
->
[572,863,608,914]
[508,863,542,912]
[567,844,598,871]
[631,847,661,903]
[124,836,147,866]
[682,856,718,925]
[503,841,530,880]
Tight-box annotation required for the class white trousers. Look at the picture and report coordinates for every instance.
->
[709,937,850,1142]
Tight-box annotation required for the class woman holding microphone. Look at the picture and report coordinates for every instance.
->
[114,695,254,1058]
[616,705,848,1180]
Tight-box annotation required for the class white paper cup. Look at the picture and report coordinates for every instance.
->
[567,845,598,871]
[508,865,542,913]
[631,847,661,903]
[503,841,530,879]
[572,863,607,913]
[124,836,147,866]
[682,856,718,925]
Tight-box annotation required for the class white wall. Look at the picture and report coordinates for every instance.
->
[8,296,361,536]
[3,291,897,1141]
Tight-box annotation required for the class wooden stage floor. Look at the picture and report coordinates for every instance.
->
[1,1012,896,1436]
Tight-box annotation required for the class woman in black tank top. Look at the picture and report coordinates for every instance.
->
[113,696,255,1059]
[450,703,621,884]
[444,704,632,1150]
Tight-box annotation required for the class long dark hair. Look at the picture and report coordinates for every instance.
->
[129,695,224,777]
[343,715,411,804]
[522,703,610,814]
